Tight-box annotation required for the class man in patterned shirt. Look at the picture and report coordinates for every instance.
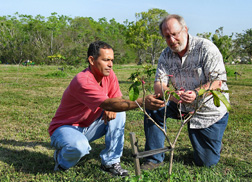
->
[141,14,229,170]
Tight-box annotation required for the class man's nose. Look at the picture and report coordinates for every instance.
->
[168,36,176,42]
[108,60,113,67]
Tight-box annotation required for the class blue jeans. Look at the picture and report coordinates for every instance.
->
[50,111,126,170]
[144,101,228,167]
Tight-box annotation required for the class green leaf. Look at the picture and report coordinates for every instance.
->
[134,80,141,87]
[128,71,141,81]
[198,88,207,96]
[211,90,231,111]
[171,92,180,100]
[164,90,170,100]
[129,81,141,91]
[129,86,139,101]
[213,94,220,107]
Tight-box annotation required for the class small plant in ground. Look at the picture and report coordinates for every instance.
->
[128,64,231,177]
[47,54,66,65]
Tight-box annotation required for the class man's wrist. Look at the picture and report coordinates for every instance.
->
[136,98,143,107]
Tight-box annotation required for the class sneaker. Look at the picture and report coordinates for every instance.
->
[140,161,164,170]
[101,162,129,177]
[54,150,66,171]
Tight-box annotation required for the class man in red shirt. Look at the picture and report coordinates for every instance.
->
[49,41,165,177]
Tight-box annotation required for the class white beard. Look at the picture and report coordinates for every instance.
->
[170,34,188,53]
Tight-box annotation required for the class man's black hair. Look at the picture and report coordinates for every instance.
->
[87,41,113,61]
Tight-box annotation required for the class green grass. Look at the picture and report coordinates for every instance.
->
[0,64,251,181]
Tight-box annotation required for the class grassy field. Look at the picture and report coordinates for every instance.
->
[0,64,251,182]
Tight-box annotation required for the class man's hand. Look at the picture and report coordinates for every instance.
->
[144,94,165,110]
[178,90,197,104]
[102,111,117,125]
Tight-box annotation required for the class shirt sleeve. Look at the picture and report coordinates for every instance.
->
[202,40,227,82]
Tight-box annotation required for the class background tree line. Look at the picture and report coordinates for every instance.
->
[0,9,251,66]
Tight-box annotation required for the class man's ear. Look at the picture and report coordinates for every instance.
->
[184,26,188,33]
[88,56,95,65]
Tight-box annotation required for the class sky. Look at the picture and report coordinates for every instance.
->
[1,0,251,37]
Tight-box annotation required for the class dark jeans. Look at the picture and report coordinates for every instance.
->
[144,101,228,167]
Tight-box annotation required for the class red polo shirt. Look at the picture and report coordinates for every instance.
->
[48,67,122,136]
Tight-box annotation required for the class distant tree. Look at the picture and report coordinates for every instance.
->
[46,13,71,56]
[18,14,48,64]
[235,28,252,63]
[93,18,134,63]
[0,14,27,64]
[211,27,234,63]
[126,8,168,65]
[196,32,212,40]
[0,13,72,65]
[197,27,234,63]
[106,18,135,64]
[65,17,97,65]
[66,16,134,65]
[126,19,148,64]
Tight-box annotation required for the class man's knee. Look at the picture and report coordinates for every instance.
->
[64,139,91,159]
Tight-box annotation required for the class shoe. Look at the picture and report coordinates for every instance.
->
[101,162,129,177]
[54,150,66,171]
[140,161,164,170]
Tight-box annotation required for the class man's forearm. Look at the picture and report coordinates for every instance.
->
[100,95,165,112]
[100,97,142,112]
[194,80,222,92]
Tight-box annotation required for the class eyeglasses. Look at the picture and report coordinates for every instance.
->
[164,27,184,40]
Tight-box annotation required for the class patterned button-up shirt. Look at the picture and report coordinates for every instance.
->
[155,34,229,129]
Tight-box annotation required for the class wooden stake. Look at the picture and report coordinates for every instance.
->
[129,132,141,176]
